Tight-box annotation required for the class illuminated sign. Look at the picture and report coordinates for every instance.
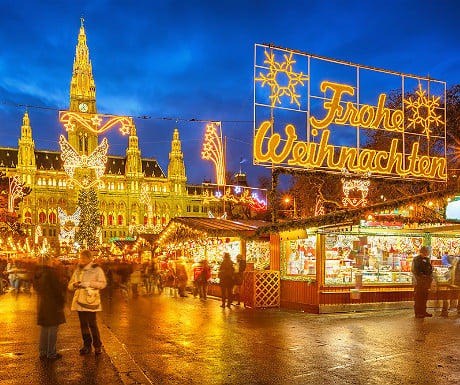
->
[253,44,447,180]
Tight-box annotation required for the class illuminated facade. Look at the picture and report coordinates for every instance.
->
[0,20,207,251]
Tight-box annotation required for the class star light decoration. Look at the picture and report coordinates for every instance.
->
[58,207,81,244]
[256,50,308,107]
[59,111,133,136]
[403,84,444,140]
[202,122,226,186]
[8,175,24,213]
[59,135,109,188]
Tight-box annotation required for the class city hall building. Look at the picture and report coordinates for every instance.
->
[0,20,207,252]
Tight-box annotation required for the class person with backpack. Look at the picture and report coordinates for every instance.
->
[218,253,234,308]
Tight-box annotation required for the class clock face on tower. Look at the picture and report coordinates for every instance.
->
[79,103,88,113]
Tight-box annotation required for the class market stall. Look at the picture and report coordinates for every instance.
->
[258,188,460,313]
[157,217,272,301]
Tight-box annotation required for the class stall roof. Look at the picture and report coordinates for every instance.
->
[257,187,460,235]
[158,217,270,244]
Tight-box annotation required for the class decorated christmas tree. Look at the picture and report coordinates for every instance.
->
[75,187,99,248]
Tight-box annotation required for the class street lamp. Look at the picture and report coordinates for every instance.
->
[284,197,297,218]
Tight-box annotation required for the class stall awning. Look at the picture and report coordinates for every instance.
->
[158,217,270,245]
[257,187,460,235]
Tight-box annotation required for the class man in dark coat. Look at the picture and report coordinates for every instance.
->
[35,256,66,360]
[412,246,433,318]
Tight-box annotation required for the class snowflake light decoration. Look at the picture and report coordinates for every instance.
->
[403,84,443,139]
[256,51,308,107]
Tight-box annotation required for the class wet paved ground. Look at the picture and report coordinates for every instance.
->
[1,288,460,385]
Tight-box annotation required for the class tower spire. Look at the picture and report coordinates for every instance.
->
[17,110,36,171]
[168,126,186,185]
[70,18,96,113]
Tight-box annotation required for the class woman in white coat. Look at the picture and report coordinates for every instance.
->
[68,250,106,355]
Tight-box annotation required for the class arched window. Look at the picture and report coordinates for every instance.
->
[38,212,46,224]
[153,217,157,226]
[108,214,114,226]
[162,217,166,227]
[144,216,148,225]
[49,212,57,224]
[100,215,105,226]
[24,211,32,224]
[118,215,123,226]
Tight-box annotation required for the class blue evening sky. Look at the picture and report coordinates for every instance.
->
[0,0,459,185]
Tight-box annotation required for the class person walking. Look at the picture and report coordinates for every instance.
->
[193,260,211,300]
[68,250,107,355]
[412,246,434,318]
[35,256,66,360]
[6,259,18,293]
[176,260,188,297]
[442,255,460,316]
[219,253,234,308]
[233,254,247,306]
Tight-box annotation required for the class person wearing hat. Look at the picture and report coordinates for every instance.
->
[411,246,434,318]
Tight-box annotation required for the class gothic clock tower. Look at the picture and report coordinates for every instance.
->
[68,18,98,155]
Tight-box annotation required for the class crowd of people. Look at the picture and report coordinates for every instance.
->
[4,244,460,361]
[0,250,249,361]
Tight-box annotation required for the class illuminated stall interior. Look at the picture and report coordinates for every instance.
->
[157,217,270,283]
[259,188,460,313]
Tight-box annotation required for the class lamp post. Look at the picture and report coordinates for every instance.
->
[284,197,297,218]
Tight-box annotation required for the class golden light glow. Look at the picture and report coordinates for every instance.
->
[8,175,24,213]
[341,175,369,208]
[201,187,267,211]
[310,81,403,133]
[256,51,308,107]
[35,225,42,244]
[202,122,226,186]
[59,134,108,180]
[314,199,325,216]
[404,84,443,139]
[59,111,133,136]
[342,197,368,208]
[254,121,447,179]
